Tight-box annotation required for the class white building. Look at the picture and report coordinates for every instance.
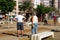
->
[43,0,50,7]
[13,0,58,15]
[54,0,58,9]
[32,0,58,9]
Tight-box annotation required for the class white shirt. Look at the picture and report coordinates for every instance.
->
[33,16,38,23]
[15,15,25,22]
[0,15,3,18]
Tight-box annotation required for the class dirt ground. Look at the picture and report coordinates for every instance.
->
[0,21,60,40]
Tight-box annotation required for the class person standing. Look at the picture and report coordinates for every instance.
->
[53,15,56,25]
[14,12,25,37]
[44,13,48,25]
[31,12,38,34]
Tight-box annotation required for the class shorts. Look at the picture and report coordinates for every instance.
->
[17,22,24,30]
[0,18,3,20]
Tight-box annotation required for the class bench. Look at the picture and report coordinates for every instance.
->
[31,31,54,40]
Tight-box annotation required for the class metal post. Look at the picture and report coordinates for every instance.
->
[16,0,18,15]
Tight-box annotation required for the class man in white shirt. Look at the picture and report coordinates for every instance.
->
[31,13,38,34]
[14,12,25,37]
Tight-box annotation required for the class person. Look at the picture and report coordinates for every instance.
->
[53,15,56,25]
[31,12,38,34]
[51,11,55,19]
[14,12,25,37]
[44,13,48,25]
[25,11,30,22]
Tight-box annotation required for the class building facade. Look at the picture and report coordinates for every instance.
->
[58,0,60,10]
[54,0,58,9]
[13,0,58,15]
[31,0,58,9]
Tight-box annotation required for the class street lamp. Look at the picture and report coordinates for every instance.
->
[16,0,18,15]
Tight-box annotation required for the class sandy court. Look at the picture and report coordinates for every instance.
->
[0,21,60,40]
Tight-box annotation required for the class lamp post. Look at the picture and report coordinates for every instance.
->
[16,0,18,15]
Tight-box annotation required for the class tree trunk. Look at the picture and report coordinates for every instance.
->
[41,14,42,22]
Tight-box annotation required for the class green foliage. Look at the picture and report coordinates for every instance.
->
[44,7,51,13]
[49,7,57,12]
[36,4,45,14]
[0,0,16,13]
[36,4,57,16]
[19,1,32,11]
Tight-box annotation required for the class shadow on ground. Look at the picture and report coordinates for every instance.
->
[2,33,30,37]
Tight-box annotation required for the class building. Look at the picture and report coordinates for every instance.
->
[31,0,50,8]
[13,0,58,15]
[54,0,58,9]
[31,0,58,9]
[11,0,24,16]
[58,0,60,10]
[13,0,27,15]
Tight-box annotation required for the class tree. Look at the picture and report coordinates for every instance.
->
[19,0,33,12]
[36,4,45,17]
[0,0,16,26]
[19,0,34,22]
[49,7,57,12]
[36,4,57,22]
[36,4,45,22]
[44,7,51,13]
[0,0,16,13]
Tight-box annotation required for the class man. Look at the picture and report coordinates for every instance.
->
[31,12,38,34]
[14,12,25,37]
